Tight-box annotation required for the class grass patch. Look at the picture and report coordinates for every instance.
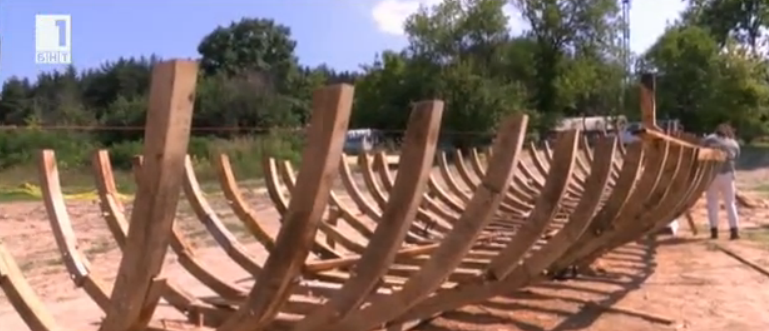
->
[18,256,63,272]
[0,165,136,202]
[0,159,269,203]
[0,133,302,201]
[743,226,769,250]
[751,183,769,197]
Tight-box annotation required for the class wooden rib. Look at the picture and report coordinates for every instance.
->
[181,155,354,309]
[574,141,686,269]
[651,160,717,233]
[100,59,198,331]
[526,143,584,199]
[389,136,618,325]
[637,72,723,161]
[372,153,457,233]
[426,166,468,214]
[127,156,320,323]
[292,100,444,330]
[471,149,539,207]
[92,150,235,326]
[217,84,354,330]
[341,163,514,263]
[38,150,112,310]
[0,243,62,331]
[370,152,455,234]
[270,160,370,254]
[464,149,537,213]
[356,153,443,242]
[275,159,378,255]
[468,146,587,211]
[260,156,345,258]
[39,150,187,330]
[328,114,529,331]
[190,153,409,292]
[463,141,589,223]
[452,150,525,216]
[182,154,386,313]
[182,156,264,275]
[275,158,501,271]
[639,72,658,129]
[550,139,673,272]
[433,151,560,237]
[356,154,388,209]
[130,156,251,302]
[280,156,492,255]
[335,154,392,239]
[464,147,562,213]
[593,145,707,256]
[484,130,579,279]
[215,154,276,252]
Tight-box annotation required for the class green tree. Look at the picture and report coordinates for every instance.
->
[80,56,156,115]
[685,0,769,53]
[512,0,624,133]
[354,0,526,147]
[197,18,299,88]
[0,77,33,125]
[644,24,769,138]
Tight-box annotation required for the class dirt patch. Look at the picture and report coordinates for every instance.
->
[419,238,769,331]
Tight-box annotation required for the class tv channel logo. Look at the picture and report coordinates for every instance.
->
[35,14,72,64]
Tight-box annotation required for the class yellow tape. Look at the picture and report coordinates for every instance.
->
[0,182,133,201]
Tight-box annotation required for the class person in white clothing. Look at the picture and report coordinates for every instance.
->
[702,123,740,240]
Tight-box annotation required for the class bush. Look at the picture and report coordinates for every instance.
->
[0,128,304,187]
[0,130,96,170]
[206,131,303,179]
[107,140,144,170]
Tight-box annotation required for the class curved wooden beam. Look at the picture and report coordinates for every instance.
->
[217,84,354,331]
[0,243,62,331]
[292,100,444,329]
[388,136,619,325]
[325,114,530,331]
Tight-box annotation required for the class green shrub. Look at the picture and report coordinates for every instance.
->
[107,140,144,170]
[208,132,303,179]
[0,130,96,170]
[0,129,304,187]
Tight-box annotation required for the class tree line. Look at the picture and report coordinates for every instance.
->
[1,0,768,171]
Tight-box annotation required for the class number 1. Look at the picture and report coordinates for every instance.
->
[55,19,67,47]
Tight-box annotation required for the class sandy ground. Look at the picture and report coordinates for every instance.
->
[1,168,769,331]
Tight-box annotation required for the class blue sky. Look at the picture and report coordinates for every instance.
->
[0,0,686,84]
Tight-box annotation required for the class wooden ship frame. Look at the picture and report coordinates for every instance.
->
[0,59,725,331]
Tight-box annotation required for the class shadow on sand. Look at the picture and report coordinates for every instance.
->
[419,238,662,331]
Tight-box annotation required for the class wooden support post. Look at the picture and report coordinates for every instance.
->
[99,59,198,331]
[639,72,659,131]
[217,84,354,331]
[684,210,698,236]
[636,72,725,161]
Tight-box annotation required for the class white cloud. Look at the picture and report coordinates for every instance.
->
[371,0,437,36]
[370,0,686,54]
[371,0,524,36]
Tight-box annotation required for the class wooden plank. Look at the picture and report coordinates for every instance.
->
[333,114,529,331]
[99,59,198,331]
[217,84,354,331]
[0,244,62,331]
[292,100,444,331]
[639,72,658,130]
[636,72,724,161]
